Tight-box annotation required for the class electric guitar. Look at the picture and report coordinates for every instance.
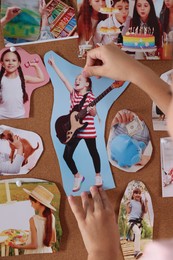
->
[55,81,124,144]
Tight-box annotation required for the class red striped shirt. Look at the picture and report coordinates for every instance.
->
[70,90,97,139]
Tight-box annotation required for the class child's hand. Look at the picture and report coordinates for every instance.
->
[68,186,119,260]
[4,7,21,22]
[39,0,49,16]
[9,241,21,249]
[111,109,134,126]
[11,135,23,150]
[83,43,140,83]
[48,56,56,67]
[87,106,96,116]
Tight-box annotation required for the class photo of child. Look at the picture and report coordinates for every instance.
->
[0,125,43,175]
[44,50,129,195]
[0,47,49,119]
[0,178,62,256]
[48,56,103,192]
[107,109,152,172]
[93,0,131,45]
[118,180,154,259]
[1,0,77,46]
[161,137,173,197]
[76,0,169,60]
[152,69,172,131]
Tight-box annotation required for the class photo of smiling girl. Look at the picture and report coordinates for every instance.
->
[48,56,102,192]
[0,47,49,119]
[131,0,162,51]
[44,50,128,195]
[119,180,154,259]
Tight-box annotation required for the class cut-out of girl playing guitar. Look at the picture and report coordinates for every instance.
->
[48,57,102,192]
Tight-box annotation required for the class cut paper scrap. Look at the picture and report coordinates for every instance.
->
[161,137,173,197]
[1,0,77,47]
[0,47,49,119]
[1,0,40,45]
[118,180,154,260]
[107,109,153,172]
[44,50,129,195]
[0,178,62,256]
[0,125,43,175]
[152,69,172,131]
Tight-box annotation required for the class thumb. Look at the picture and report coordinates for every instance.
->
[83,65,104,78]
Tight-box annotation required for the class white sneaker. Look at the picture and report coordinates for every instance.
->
[95,175,103,187]
[72,176,85,192]
[134,251,143,259]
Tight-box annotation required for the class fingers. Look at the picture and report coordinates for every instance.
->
[98,187,113,211]
[83,65,105,78]
[114,110,134,124]
[81,191,93,215]
[68,195,85,222]
[83,46,106,78]
[90,186,104,211]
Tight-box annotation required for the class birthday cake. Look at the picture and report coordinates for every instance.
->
[123,33,155,49]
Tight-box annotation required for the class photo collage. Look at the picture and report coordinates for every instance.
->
[0,0,172,259]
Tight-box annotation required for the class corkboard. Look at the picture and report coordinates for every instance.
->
[0,30,172,260]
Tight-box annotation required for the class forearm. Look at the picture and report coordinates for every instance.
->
[17,147,23,156]
[41,14,48,27]
[126,203,131,214]
[144,203,148,214]
[0,154,23,174]
[129,63,171,115]
[88,250,118,260]
[13,242,38,250]
[51,64,73,92]
[34,65,44,82]
[1,16,8,27]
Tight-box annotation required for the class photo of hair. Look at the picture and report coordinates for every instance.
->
[0,178,62,257]
[0,125,43,175]
[118,180,154,259]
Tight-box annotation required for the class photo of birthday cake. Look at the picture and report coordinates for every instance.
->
[123,27,155,49]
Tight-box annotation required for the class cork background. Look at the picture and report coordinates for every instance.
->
[0,27,172,260]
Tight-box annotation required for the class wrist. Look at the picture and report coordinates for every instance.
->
[17,147,23,155]
[1,16,9,26]
[88,249,117,260]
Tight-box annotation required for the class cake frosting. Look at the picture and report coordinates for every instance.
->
[123,33,155,48]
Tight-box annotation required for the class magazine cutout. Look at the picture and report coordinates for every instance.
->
[0,47,49,119]
[152,69,172,131]
[0,125,43,175]
[107,109,153,172]
[161,137,173,197]
[44,50,129,195]
[1,0,78,47]
[76,0,171,60]
[0,178,62,256]
[118,180,154,260]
